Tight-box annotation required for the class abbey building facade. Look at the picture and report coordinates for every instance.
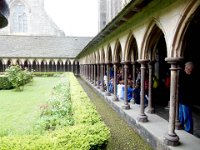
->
[0,0,92,73]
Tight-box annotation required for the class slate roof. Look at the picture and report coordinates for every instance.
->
[0,35,93,58]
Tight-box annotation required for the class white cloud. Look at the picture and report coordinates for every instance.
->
[44,0,98,37]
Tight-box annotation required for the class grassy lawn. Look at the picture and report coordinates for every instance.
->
[0,77,61,136]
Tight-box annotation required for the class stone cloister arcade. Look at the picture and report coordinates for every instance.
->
[76,0,200,147]
[0,58,78,73]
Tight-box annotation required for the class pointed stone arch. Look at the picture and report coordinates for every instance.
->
[142,21,169,107]
[172,0,200,58]
[142,21,165,60]
[41,60,46,72]
[100,48,105,64]
[32,59,38,72]
[105,44,112,64]
[113,39,122,63]
[7,59,12,66]
[49,59,55,72]
[96,50,100,64]
[124,32,138,63]
[92,52,96,64]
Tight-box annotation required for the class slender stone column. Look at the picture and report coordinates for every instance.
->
[122,63,130,109]
[90,64,93,82]
[146,61,155,114]
[100,64,105,92]
[137,59,149,122]
[82,65,83,75]
[85,65,87,79]
[105,64,111,96]
[39,64,41,72]
[80,65,82,75]
[82,65,84,76]
[84,65,86,78]
[92,64,94,83]
[130,61,136,104]
[44,63,47,72]
[4,63,7,71]
[47,63,49,72]
[132,62,136,88]
[97,64,100,89]
[93,64,96,86]
[164,57,183,146]
[2,64,5,72]
[63,63,66,72]
[113,63,118,101]
[89,64,91,82]
[175,65,182,129]
[87,64,89,80]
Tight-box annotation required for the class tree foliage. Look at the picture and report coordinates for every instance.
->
[5,65,33,91]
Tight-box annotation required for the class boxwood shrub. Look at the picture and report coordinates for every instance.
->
[0,75,13,90]
[33,72,63,77]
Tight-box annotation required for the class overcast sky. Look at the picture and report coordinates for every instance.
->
[44,0,98,37]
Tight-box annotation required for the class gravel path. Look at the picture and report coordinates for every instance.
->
[77,77,153,150]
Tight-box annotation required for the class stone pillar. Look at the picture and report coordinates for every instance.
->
[175,65,182,129]
[94,64,97,86]
[100,64,105,92]
[82,65,84,77]
[28,59,32,71]
[63,63,65,72]
[132,62,136,88]
[123,63,130,109]
[105,64,111,96]
[90,64,92,81]
[86,64,88,79]
[85,65,87,79]
[47,63,49,72]
[38,62,41,72]
[97,64,100,89]
[2,64,4,72]
[91,64,94,83]
[44,62,47,72]
[146,61,155,114]
[113,63,118,101]
[137,59,149,122]
[88,64,90,80]
[164,57,183,146]
[130,62,136,104]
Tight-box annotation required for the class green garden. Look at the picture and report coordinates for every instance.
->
[0,65,110,149]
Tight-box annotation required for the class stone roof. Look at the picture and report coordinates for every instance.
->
[0,35,93,58]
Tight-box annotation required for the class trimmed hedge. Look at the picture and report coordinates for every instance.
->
[0,75,13,90]
[0,73,111,149]
[33,72,63,77]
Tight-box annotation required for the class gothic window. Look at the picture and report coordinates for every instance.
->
[12,2,27,33]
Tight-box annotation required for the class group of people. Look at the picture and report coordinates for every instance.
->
[105,61,196,135]
[107,68,147,105]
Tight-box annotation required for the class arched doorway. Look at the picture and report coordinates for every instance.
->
[181,7,200,138]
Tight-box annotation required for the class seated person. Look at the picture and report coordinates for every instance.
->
[117,80,124,100]
[132,79,141,104]
[108,77,114,93]
[127,83,133,102]
[121,80,133,102]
